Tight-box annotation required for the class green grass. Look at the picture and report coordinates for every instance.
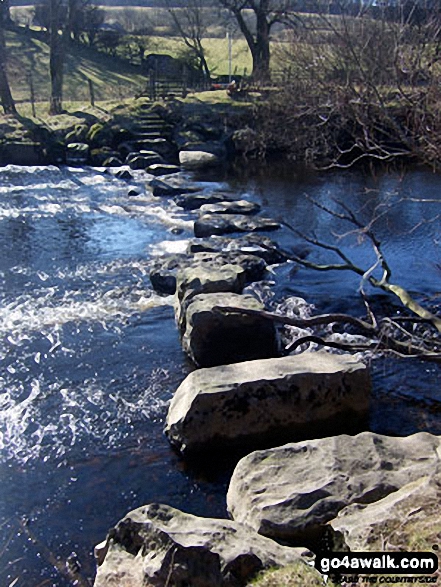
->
[4,28,147,109]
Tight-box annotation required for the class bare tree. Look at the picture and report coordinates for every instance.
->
[218,0,295,83]
[166,0,211,80]
[263,1,441,167]
[0,4,17,115]
[214,196,441,362]
[48,0,66,114]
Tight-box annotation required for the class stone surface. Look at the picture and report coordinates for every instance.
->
[125,150,163,166]
[114,168,133,180]
[175,264,246,334]
[94,503,308,587]
[149,178,198,198]
[149,252,267,295]
[0,142,43,165]
[187,235,286,265]
[174,192,235,210]
[66,142,89,165]
[227,431,441,546]
[328,468,441,557]
[147,163,181,176]
[194,214,280,237]
[179,292,279,368]
[199,200,261,216]
[165,351,369,455]
[179,149,222,169]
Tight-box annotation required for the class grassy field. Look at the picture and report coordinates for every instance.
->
[4,28,147,112]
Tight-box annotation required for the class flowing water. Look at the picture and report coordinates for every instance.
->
[0,163,440,585]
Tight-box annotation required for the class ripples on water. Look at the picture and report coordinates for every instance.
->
[0,164,441,585]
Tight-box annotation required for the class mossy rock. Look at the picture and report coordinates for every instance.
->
[86,123,114,147]
[65,123,88,144]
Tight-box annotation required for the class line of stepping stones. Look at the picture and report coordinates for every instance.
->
[93,167,441,587]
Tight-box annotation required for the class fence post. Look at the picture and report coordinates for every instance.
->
[88,78,95,107]
[29,72,36,117]
[182,66,188,98]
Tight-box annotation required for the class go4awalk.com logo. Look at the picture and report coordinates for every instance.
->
[315,552,439,581]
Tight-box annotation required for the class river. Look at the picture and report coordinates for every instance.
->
[0,163,440,585]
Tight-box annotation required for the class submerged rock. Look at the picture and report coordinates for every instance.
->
[93,503,309,587]
[165,351,369,455]
[179,291,279,368]
[174,192,235,210]
[149,178,199,198]
[194,214,280,237]
[227,431,441,546]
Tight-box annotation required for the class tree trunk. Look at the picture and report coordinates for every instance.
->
[0,19,17,115]
[253,8,271,83]
[49,0,65,115]
[0,0,11,26]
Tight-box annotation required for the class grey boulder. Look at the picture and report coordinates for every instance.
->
[175,264,246,334]
[93,503,310,587]
[180,292,278,368]
[149,252,267,295]
[179,150,222,169]
[165,351,369,455]
[227,431,441,546]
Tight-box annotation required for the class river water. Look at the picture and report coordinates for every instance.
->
[0,163,440,585]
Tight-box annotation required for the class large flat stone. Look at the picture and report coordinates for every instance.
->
[180,292,278,368]
[175,264,246,334]
[165,351,369,455]
[149,252,267,295]
[227,432,441,546]
[187,235,287,265]
[179,150,222,169]
[94,503,309,587]
[199,200,261,215]
[194,214,280,237]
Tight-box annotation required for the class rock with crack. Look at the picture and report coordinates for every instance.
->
[93,503,312,587]
[149,252,267,295]
[327,466,441,558]
[227,431,441,547]
[194,214,280,237]
[165,351,369,455]
[180,292,279,368]
[175,264,246,334]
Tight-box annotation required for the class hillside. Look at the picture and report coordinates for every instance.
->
[3,27,147,114]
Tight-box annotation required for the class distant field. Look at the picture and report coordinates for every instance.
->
[10,4,253,77]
